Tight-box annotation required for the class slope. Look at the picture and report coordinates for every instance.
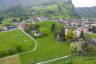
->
[75,6,96,19]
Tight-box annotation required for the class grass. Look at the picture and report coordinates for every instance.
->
[89,33,96,38]
[46,33,96,64]
[45,56,96,64]
[0,18,20,27]
[20,21,71,64]
[0,29,35,53]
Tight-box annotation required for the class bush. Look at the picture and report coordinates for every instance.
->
[7,48,15,55]
[0,51,7,57]
[16,46,22,52]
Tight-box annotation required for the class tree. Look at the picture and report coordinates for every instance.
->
[88,45,96,55]
[24,24,33,33]
[33,25,40,30]
[80,30,84,39]
[71,47,78,55]
[66,28,76,41]
[0,18,3,24]
[0,51,6,57]
[20,18,23,22]
[81,42,89,55]
[7,48,14,55]
[59,27,66,41]
[12,18,17,21]
[16,46,22,52]
[54,30,59,39]
[51,24,56,32]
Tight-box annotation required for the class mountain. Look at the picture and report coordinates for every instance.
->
[0,0,78,18]
[75,6,96,19]
[0,0,63,8]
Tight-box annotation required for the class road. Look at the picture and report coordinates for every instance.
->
[36,55,71,64]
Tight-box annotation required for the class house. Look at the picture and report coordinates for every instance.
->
[34,31,41,37]
[19,22,28,29]
[2,27,7,31]
[12,20,20,26]
[32,29,42,37]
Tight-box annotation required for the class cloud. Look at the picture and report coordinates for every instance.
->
[72,0,96,7]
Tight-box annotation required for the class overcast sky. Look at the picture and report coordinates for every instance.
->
[72,0,96,7]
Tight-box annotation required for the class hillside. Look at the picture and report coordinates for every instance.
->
[28,0,78,18]
[20,21,70,64]
[75,6,96,19]
[0,0,78,18]
[0,0,49,8]
[0,0,67,8]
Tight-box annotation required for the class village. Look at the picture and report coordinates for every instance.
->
[0,17,96,37]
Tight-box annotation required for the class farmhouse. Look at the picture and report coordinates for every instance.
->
[32,29,42,37]
[19,22,28,29]
[12,20,20,26]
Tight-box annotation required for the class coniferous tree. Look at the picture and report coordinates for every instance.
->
[16,46,22,52]
[51,24,56,32]
[80,30,84,39]
[59,27,66,41]
[0,18,3,24]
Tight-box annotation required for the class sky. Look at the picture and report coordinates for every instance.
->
[72,0,96,7]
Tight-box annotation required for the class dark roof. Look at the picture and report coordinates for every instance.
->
[12,21,20,23]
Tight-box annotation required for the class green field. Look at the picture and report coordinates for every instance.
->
[89,34,96,38]
[20,21,71,64]
[0,29,35,54]
[45,33,96,64]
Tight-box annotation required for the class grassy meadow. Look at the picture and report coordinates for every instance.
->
[0,29,35,54]
[20,21,71,64]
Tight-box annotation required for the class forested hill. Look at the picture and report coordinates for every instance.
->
[0,0,69,8]
[0,0,79,18]
[75,6,96,19]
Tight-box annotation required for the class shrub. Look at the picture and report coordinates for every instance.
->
[7,48,15,55]
[16,46,22,52]
[0,51,7,57]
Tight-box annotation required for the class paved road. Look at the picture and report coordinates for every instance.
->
[36,55,71,64]
[19,29,38,54]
